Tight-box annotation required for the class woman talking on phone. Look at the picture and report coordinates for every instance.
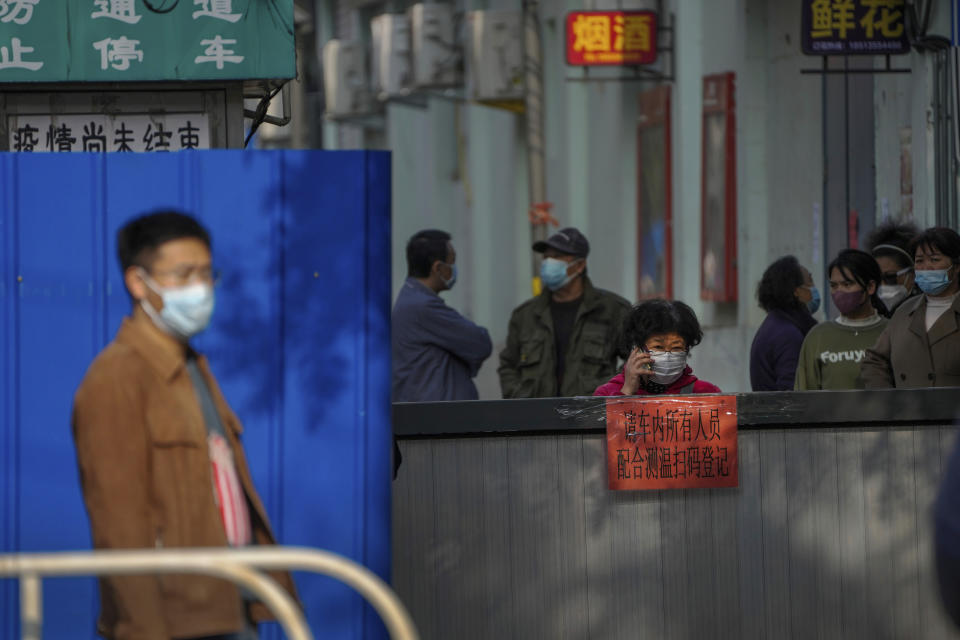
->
[593,299,720,396]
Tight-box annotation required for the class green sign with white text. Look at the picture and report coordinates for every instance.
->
[0,0,294,82]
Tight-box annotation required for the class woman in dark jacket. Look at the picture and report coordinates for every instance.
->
[749,256,819,391]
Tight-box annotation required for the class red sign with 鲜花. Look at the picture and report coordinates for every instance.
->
[566,10,658,66]
[606,395,738,490]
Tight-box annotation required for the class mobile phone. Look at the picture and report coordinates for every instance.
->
[634,345,653,370]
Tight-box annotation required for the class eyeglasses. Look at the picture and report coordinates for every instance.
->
[148,265,221,286]
[880,266,912,285]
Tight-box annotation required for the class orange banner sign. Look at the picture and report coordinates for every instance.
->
[566,10,658,66]
[606,395,738,490]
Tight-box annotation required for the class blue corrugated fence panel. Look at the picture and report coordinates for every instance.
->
[0,150,392,640]
[16,153,105,640]
[361,151,393,639]
[278,150,392,640]
[1,151,19,637]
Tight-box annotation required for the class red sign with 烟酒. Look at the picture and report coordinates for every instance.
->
[566,11,658,66]
[606,395,738,490]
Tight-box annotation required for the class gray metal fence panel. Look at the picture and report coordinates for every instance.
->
[393,428,960,640]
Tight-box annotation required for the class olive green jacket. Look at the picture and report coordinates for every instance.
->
[498,278,631,398]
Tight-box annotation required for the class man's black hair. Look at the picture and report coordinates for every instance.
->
[828,248,888,317]
[406,229,451,278]
[117,210,211,272]
[618,299,703,359]
[756,255,806,313]
[909,227,960,264]
[868,220,919,270]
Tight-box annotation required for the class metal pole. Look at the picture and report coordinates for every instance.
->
[821,56,829,307]
[844,55,851,247]
[0,552,311,640]
[936,51,944,226]
[19,574,40,640]
[523,0,547,290]
[946,47,960,229]
[204,547,420,640]
[0,547,420,640]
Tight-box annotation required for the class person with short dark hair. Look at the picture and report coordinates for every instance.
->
[392,229,492,401]
[499,227,631,397]
[862,226,960,388]
[868,220,919,315]
[795,249,888,390]
[749,256,819,391]
[593,299,720,396]
[72,210,296,640]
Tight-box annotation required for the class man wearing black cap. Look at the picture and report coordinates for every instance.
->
[498,227,631,397]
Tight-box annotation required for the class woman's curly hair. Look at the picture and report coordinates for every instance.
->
[756,255,806,313]
[868,220,919,270]
[617,299,703,359]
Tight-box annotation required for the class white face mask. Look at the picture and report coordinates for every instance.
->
[140,270,215,340]
[648,351,688,385]
[877,283,909,309]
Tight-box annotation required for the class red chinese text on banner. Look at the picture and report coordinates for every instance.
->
[606,395,738,490]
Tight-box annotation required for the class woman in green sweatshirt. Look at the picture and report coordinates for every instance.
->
[795,249,889,390]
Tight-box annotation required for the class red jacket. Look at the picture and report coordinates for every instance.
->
[593,366,721,396]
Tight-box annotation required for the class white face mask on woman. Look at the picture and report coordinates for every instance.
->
[648,350,687,385]
[877,283,909,309]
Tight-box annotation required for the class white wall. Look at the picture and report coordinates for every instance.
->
[323,0,942,396]
[872,2,951,230]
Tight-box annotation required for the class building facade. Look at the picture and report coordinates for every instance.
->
[307,0,953,396]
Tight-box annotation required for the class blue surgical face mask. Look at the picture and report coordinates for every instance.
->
[440,263,457,290]
[805,285,821,314]
[540,257,581,291]
[140,270,215,340]
[915,266,955,296]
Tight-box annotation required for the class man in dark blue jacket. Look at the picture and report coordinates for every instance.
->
[392,229,492,402]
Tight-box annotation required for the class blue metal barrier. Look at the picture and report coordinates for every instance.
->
[0,150,392,639]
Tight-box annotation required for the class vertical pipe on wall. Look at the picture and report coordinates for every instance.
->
[523,0,546,289]
[935,49,945,227]
[821,59,829,303]
[942,50,949,226]
[844,56,851,247]
[934,51,940,226]
[945,49,956,228]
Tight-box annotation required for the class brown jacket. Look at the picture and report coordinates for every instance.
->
[861,293,960,388]
[72,313,297,640]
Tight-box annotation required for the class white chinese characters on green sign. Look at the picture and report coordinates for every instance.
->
[0,0,293,82]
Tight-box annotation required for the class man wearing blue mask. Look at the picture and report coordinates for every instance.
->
[499,227,631,398]
[392,229,492,402]
[72,211,296,640]
[862,226,960,388]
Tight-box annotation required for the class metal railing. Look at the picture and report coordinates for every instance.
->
[0,546,419,640]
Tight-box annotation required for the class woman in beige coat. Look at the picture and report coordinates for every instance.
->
[861,227,960,388]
